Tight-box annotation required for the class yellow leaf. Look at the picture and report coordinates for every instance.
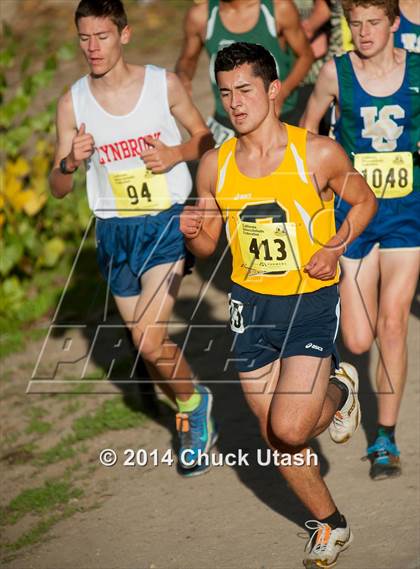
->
[31,176,47,195]
[42,237,66,267]
[32,154,50,178]
[35,139,53,155]
[0,213,5,227]
[22,189,47,216]
[11,191,29,213]
[6,157,30,179]
[4,177,24,211]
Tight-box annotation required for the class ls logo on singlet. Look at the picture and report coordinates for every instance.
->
[401,33,420,53]
[360,105,404,151]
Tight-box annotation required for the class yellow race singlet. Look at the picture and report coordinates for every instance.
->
[215,124,340,296]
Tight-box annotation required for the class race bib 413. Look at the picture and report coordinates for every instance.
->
[238,221,301,274]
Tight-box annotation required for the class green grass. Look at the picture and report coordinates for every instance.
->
[37,396,146,465]
[28,328,48,343]
[23,408,51,438]
[2,431,20,446]
[56,380,96,399]
[0,327,50,360]
[1,443,38,465]
[25,417,52,435]
[0,329,26,359]
[37,439,77,465]
[0,480,83,526]
[4,513,61,552]
[0,369,14,382]
[3,506,79,553]
[25,406,48,419]
[59,400,84,418]
[72,397,146,440]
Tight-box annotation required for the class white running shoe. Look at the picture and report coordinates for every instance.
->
[303,520,353,568]
[328,362,361,444]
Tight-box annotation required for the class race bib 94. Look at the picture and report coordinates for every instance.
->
[354,152,413,198]
[108,167,171,216]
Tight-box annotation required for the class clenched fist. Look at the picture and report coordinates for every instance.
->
[304,247,340,280]
[66,123,95,170]
[141,136,179,173]
[180,198,206,239]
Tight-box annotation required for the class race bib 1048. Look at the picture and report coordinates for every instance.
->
[354,152,413,198]
[238,221,301,274]
[108,167,171,216]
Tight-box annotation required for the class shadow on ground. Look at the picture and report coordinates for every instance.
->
[42,224,331,531]
[42,216,420,531]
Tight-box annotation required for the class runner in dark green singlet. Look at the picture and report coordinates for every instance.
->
[176,0,313,145]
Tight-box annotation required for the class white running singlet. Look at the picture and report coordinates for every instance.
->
[71,65,192,219]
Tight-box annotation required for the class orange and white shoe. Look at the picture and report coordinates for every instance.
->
[303,520,353,568]
[328,363,361,444]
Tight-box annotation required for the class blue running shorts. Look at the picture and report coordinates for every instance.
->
[335,192,420,259]
[228,283,341,372]
[95,203,186,297]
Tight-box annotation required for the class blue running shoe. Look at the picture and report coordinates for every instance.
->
[176,385,217,473]
[177,422,218,477]
[366,435,401,481]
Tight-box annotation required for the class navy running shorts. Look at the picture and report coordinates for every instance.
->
[228,283,341,372]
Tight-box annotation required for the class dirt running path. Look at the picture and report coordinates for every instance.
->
[3,257,420,569]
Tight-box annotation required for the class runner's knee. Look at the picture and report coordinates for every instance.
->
[341,329,373,355]
[269,416,309,449]
[377,311,408,344]
[131,327,166,363]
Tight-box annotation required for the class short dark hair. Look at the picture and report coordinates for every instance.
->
[214,42,278,90]
[75,0,128,33]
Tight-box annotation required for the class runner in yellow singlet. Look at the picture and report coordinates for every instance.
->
[180,42,376,568]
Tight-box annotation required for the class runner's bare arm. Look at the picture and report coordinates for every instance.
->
[306,137,377,278]
[49,92,77,199]
[274,0,314,110]
[175,3,206,96]
[305,136,377,280]
[301,0,331,39]
[141,72,214,174]
[300,59,338,132]
[325,137,377,244]
[180,149,223,258]
[49,91,95,199]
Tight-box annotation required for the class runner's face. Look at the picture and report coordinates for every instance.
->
[217,63,276,134]
[77,16,130,76]
[348,6,399,57]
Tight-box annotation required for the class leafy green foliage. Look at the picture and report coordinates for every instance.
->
[0,24,91,330]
